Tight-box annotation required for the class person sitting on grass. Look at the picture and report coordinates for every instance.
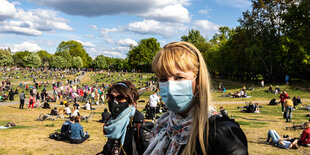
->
[99,108,111,123]
[293,96,302,109]
[265,85,273,93]
[60,117,75,140]
[238,102,256,113]
[254,103,261,113]
[50,107,58,116]
[69,116,90,144]
[274,86,280,94]
[219,106,229,118]
[71,106,80,117]
[269,98,278,105]
[42,101,50,109]
[65,104,71,116]
[265,129,299,149]
[73,100,80,110]
[297,122,310,147]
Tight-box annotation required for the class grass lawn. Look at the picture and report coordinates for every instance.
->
[0,72,309,154]
[0,100,309,154]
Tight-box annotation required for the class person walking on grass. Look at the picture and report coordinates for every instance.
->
[284,97,294,122]
[19,91,25,109]
[149,91,160,122]
[28,95,36,111]
[279,90,289,114]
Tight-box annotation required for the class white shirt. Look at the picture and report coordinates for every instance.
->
[149,94,160,108]
[65,107,71,114]
[85,103,91,110]
[72,109,79,117]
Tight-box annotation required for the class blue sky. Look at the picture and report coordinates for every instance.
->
[0,0,252,58]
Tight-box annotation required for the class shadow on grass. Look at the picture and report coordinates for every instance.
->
[8,106,19,109]
[248,138,267,145]
[7,125,36,130]
[237,116,279,123]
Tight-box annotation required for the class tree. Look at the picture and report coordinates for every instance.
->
[0,54,14,67]
[55,50,72,67]
[280,0,310,79]
[127,38,160,71]
[50,56,67,68]
[12,51,30,67]
[0,48,11,56]
[181,29,206,44]
[92,55,107,69]
[72,56,83,68]
[237,0,295,82]
[56,40,92,67]
[36,50,52,66]
[23,52,41,68]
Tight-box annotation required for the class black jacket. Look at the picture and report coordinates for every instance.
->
[180,115,248,155]
[101,110,146,155]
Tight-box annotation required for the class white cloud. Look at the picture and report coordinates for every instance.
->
[0,20,42,36]
[198,9,208,15]
[127,19,187,38]
[159,40,167,47]
[192,20,220,38]
[75,40,96,47]
[193,20,219,32]
[32,0,191,23]
[102,38,115,44]
[102,51,124,58]
[89,25,98,31]
[139,4,190,22]
[85,34,94,38]
[0,0,72,36]
[215,0,251,8]
[0,0,16,20]
[1,41,42,52]
[101,27,120,37]
[117,38,138,47]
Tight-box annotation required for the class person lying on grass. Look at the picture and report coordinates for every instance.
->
[0,122,16,129]
[266,130,299,149]
[238,102,260,113]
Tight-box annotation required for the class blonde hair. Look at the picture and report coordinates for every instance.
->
[152,41,213,155]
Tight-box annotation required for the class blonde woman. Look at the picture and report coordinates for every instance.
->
[144,41,248,155]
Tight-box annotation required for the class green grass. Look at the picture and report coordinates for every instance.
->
[0,72,309,154]
[212,78,310,102]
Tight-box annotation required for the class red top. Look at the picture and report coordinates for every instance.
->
[279,93,288,102]
[300,128,310,145]
[29,96,36,104]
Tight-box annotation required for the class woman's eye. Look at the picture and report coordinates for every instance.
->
[176,76,184,80]
[159,78,168,82]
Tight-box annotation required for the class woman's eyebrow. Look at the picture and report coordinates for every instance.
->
[175,73,186,76]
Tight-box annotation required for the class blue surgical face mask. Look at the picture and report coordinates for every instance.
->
[159,77,197,113]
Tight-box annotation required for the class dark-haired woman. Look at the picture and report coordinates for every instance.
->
[69,116,89,144]
[97,81,146,155]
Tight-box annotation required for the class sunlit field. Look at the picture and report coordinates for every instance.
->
[0,71,309,155]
